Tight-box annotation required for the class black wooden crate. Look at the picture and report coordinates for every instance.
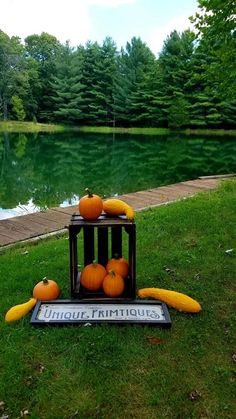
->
[69,214,136,300]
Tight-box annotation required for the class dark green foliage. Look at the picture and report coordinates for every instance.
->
[24,32,63,121]
[191,0,236,99]
[0,31,26,120]
[51,43,84,122]
[0,1,235,128]
[113,37,156,126]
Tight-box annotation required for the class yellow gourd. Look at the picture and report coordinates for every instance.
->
[103,199,135,220]
[137,288,201,313]
[5,298,37,322]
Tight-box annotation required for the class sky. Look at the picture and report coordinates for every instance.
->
[1,0,198,55]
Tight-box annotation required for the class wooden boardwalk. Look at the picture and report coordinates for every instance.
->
[0,176,235,248]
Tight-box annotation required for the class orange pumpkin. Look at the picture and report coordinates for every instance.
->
[33,277,60,300]
[80,262,106,291]
[106,256,129,278]
[103,270,125,297]
[78,188,103,220]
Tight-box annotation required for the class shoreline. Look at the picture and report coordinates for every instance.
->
[0,121,236,136]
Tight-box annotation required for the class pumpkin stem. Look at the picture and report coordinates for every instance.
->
[108,270,116,278]
[85,188,93,197]
[42,277,49,285]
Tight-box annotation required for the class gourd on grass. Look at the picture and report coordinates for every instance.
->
[5,298,37,322]
[138,288,202,313]
[33,277,60,300]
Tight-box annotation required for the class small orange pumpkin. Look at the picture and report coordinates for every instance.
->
[106,255,129,278]
[33,277,60,300]
[103,270,125,297]
[80,262,106,291]
[78,188,103,220]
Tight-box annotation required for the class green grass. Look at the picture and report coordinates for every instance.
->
[0,121,67,133]
[0,181,236,419]
[1,121,236,136]
[78,126,171,135]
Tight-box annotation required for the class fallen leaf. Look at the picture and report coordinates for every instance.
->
[189,389,202,401]
[146,336,163,345]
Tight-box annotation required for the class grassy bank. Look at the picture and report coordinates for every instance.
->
[0,181,236,418]
[78,126,171,135]
[1,121,236,136]
[0,121,67,133]
[79,126,236,136]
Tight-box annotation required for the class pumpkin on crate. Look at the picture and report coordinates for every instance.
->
[33,277,60,300]
[80,262,106,291]
[106,255,129,278]
[103,270,125,297]
[78,188,103,220]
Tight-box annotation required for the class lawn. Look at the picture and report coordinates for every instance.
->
[0,181,236,419]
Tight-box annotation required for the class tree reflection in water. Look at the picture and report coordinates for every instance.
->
[0,131,235,219]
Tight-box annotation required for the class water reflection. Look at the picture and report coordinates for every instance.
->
[0,199,40,219]
[0,131,235,219]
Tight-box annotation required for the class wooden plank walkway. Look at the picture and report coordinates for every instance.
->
[0,176,235,248]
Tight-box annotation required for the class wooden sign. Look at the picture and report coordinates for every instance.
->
[31,300,171,327]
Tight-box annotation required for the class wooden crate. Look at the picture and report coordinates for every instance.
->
[69,214,136,300]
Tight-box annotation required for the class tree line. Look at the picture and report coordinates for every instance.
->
[0,0,235,128]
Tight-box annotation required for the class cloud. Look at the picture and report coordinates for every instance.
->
[87,0,135,6]
[1,0,136,46]
[1,0,91,45]
[147,14,195,55]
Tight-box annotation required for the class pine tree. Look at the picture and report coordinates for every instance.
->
[51,43,84,122]
[113,37,156,125]
[157,30,195,127]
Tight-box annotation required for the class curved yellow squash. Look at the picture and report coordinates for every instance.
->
[5,298,37,322]
[137,288,201,313]
[103,199,135,220]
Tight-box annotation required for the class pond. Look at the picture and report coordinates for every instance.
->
[0,131,236,219]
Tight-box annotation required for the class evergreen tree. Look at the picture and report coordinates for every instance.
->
[51,42,84,122]
[79,38,118,125]
[114,37,156,125]
[158,30,195,127]
[79,41,101,124]
[94,37,118,125]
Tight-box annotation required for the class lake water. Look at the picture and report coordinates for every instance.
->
[0,131,235,219]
